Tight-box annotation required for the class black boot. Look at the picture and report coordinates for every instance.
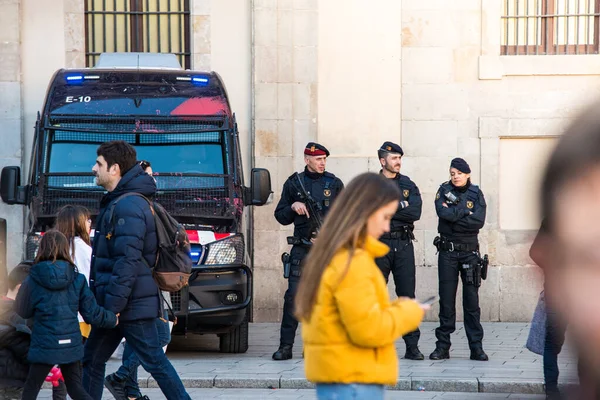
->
[470,348,489,361]
[429,347,450,360]
[272,344,293,361]
[104,373,128,400]
[404,346,424,360]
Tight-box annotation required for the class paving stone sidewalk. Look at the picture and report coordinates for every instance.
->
[55,322,579,395]
[38,388,547,399]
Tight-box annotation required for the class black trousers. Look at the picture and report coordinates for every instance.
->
[279,245,308,346]
[22,361,92,400]
[435,249,484,351]
[375,237,420,348]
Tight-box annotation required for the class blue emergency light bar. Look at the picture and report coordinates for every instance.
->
[66,75,83,82]
[192,76,209,86]
[65,74,100,83]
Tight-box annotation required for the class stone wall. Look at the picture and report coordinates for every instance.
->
[251,0,600,322]
[251,0,319,321]
[0,0,24,273]
[4,0,600,321]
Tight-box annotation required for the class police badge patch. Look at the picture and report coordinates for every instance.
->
[467,201,474,209]
[436,191,440,200]
[403,189,409,198]
[324,189,331,197]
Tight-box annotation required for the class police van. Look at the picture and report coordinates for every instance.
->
[0,53,271,353]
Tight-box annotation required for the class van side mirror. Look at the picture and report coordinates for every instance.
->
[1,166,27,205]
[245,168,272,206]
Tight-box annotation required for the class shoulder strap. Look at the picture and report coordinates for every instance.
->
[106,193,153,237]
[288,171,305,181]
[467,184,480,198]
[322,172,335,189]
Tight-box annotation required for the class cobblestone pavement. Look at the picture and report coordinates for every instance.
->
[38,388,547,399]
[39,322,578,397]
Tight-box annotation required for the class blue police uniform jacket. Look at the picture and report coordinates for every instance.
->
[434,181,486,244]
[387,173,422,231]
[274,168,344,241]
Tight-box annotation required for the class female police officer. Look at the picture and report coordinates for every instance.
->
[429,158,488,361]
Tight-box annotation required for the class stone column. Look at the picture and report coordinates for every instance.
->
[64,0,85,67]
[192,0,211,70]
[0,0,25,270]
[252,0,319,321]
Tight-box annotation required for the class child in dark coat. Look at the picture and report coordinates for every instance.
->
[0,261,66,400]
[15,230,118,400]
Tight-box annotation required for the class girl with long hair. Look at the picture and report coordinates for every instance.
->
[296,172,428,400]
[15,230,117,400]
[55,205,93,339]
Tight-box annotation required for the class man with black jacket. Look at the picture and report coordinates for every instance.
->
[82,141,190,400]
[0,262,66,400]
[375,141,424,360]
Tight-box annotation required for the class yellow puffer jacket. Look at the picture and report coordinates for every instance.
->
[301,236,424,386]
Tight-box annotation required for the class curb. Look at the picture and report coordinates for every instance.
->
[40,375,576,394]
[141,376,576,394]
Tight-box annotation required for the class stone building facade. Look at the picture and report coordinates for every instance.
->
[2,0,599,321]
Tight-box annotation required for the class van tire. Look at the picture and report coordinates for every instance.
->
[219,313,249,353]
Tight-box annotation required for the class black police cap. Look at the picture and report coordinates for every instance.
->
[450,157,471,174]
[379,141,404,156]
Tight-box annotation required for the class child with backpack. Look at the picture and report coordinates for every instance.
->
[15,230,118,400]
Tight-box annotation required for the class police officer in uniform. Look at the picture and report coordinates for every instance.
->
[375,141,424,360]
[272,142,344,361]
[430,158,488,361]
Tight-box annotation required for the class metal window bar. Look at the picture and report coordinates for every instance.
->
[85,0,191,68]
[501,0,600,55]
[577,0,581,53]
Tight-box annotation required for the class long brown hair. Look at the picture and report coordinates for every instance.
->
[294,172,401,321]
[55,205,91,258]
[35,230,74,265]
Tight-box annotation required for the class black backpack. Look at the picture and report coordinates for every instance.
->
[106,193,193,292]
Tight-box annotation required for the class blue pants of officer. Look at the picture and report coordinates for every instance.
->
[375,236,420,348]
[279,246,308,346]
[435,250,484,351]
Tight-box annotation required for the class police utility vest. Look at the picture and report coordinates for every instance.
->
[437,182,482,242]
[389,174,420,231]
[291,172,336,240]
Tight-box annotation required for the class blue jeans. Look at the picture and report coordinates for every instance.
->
[114,312,171,398]
[82,318,190,400]
[316,384,385,400]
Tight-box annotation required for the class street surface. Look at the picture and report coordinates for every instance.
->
[39,322,577,398]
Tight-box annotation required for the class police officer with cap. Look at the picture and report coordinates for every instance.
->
[272,142,344,361]
[375,141,424,360]
[430,157,488,361]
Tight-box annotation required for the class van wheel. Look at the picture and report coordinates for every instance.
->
[219,314,249,353]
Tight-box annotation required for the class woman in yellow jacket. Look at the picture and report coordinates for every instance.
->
[295,172,429,400]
